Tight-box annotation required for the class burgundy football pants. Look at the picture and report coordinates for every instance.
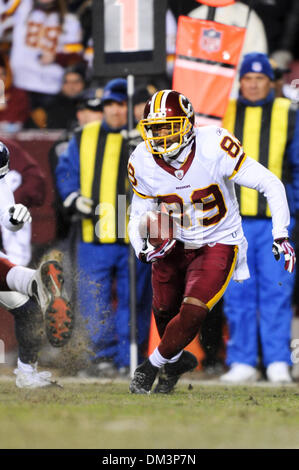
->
[151,242,238,359]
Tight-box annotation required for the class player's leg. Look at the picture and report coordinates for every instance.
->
[157,244,238,358]
[136,259,153,364]
[153,244,238,393]
[151,243,186,338]
[0,291,53,388]
[129,243,186,394]
[130,243,238,394]
[4,257,73,348]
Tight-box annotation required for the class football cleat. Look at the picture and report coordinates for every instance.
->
[129,359,159,394]
[153,351,198,394]
[14,359,55,388]
[29,260,73,348]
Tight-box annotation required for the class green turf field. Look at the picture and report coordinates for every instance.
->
[0,380,298,449]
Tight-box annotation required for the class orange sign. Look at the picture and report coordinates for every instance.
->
[196,0,235,6]
[173,16,246,126]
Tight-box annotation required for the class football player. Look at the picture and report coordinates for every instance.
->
[0,141,73,388]
[128,89,296,394]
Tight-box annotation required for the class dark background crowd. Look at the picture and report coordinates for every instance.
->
[1,0,299,133]
[0,0,299,382]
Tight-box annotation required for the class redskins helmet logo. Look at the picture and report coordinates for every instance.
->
[179,94,194,119]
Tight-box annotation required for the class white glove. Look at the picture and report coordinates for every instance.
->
[63,191,94,217]
[139,238,176,263]
[9,204,32,226]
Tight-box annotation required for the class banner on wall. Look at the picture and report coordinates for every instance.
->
[172,16,246,126]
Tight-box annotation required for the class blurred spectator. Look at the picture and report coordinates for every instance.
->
[132,86,152,125]
[188,1,268,97]
[55,78,153,377]
[48,87,103,243]
[32,63,87,129]
[118,86,153,152]
[48,132,74,242]
[47,63,86,129]
[75,87,103,126]
[242,0,299,68]
[9,0,83,110]
[221,52,299,384]
[0,54,31,132]
[269,59,291,98]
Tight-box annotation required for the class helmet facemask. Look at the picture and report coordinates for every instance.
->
[140,116,194,159]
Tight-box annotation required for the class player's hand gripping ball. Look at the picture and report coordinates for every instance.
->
[138,211,177,263]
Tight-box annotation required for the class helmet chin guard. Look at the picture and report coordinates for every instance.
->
[140,90,195,159]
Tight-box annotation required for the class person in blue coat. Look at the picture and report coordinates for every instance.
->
[221,53,299,383]
[55,79,152,376]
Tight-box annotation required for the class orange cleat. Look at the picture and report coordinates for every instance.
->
[29,260,74,347]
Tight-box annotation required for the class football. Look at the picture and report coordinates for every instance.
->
[139,211,176,247]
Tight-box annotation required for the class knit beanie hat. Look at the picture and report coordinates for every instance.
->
[240,52,274,80]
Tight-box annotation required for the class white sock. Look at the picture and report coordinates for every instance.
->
[168,350,183,363]
[6,266,35,296]
[17,358,36,372]
[149,347,169,368]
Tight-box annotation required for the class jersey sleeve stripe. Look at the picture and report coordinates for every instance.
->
[84,46,94,54]
[4,0,21,16]
[228,152,247,180]
[63,43,84,53]
[132,186,154,199]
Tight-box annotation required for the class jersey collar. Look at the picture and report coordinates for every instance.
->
[152,139,196,180]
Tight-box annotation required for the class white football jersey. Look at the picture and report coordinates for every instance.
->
[128,126,290,279]
[9,0,82,94]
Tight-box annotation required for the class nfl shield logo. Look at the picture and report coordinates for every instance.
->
[174,169,184,180]
[200,28,222,53]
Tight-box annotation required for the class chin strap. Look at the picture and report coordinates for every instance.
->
[162,131,196,161]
